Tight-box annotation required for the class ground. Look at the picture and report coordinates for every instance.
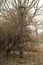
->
[0,43,43,65]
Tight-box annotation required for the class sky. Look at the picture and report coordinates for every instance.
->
[39,0,43,6]
[37,0,43,33]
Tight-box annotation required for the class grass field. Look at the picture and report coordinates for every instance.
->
[38,40,43,43]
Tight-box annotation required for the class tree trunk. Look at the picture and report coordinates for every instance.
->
[18,6,25,59]
[19,45,23,59]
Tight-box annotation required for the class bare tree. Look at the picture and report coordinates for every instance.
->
[0,0,43,59]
